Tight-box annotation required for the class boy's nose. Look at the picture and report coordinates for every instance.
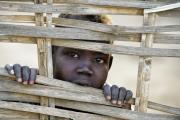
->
[77,65,93,76]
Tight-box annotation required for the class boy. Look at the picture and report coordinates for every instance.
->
[5,14,133,109]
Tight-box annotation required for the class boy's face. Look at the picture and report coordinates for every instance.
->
[53,47,110,88]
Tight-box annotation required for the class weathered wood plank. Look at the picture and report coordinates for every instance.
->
[0,68,180,115]
[0,2,142,15]
[0,35,36,44]
[0,15,35,23]
[0,91,180,116]
[0,101,119,120]
[0,24,179,40]
[148,101,180,115]
[56,99,180,119]
[0,33,180,45]
[0,35,179,57]
[0,23,117,41]
[46,0,55,120]
[0,1,179,16]
[135,3,157,112]
[145,2,180,14]
[0,79,110,106]
[52,17,180,34]
[1,16,180,35]
[0,91,39,103]
[0,0,173,9]
[52,39,180,57]
[34,0,49,119]
[0,100,179,120]
[0,109,39,120]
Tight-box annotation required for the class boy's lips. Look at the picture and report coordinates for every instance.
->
[72,79,92,86]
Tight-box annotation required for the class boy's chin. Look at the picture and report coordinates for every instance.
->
[70,79,93,87]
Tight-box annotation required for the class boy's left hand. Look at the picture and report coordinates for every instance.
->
[103,84,133,109]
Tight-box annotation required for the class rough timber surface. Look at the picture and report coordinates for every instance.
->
[0,68,180,116]
[0,0,180,119]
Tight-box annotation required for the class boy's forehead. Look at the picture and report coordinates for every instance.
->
[58,46,109,56]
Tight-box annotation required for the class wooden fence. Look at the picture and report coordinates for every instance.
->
[0,0,180,120]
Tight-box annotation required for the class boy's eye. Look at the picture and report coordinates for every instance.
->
[95,58,104,64]
[69,52,79,58]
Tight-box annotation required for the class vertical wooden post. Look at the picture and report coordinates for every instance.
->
[34,0,52,120]
[135,0,157,112]
[46,0,55,120]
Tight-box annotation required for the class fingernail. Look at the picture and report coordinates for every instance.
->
[17,78,22,82]
[29,80,34,85]
[23,81,28,85]
[118,101,122,105]
[10,70,14,75]
[106,96,111,100]
[112,100,117,104]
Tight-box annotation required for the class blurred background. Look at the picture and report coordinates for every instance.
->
[0,14,180,113]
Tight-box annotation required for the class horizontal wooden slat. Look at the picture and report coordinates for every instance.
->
[0,33,180,45]
[1,16,180,35]
[0,26,179,44]
[0,0,173,9]
[145,2,180,14]
[154,34,180,44]
[0,2,143,15]
[148,101,180,116]
[52,39,180,57]
[0,89,179,120]
[0,91,39,103]
[0,15,35,23]
[0,77,113,106]
[0,35,36,44]
[0,68,180,116]
[0,23,118,41]
[0,109,39,120]
[52,18,180,34]
[1,91,180,116]
[1,98,180,120]
[0,101,119,120]
[0,23,179,42]
[0,35,179,57]
[0,1,179,17]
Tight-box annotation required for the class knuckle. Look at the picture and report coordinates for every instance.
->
[104,86,111,96]
[22,66,30,80]
[111,85,118,89]
[13,64,21,77]
[5,64,14,75]
[120,87,126,92]
[118,87,127,101]
[111,85,119,100]
[125,90,133,100]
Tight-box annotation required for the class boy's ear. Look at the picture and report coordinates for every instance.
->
[108,55,113,69]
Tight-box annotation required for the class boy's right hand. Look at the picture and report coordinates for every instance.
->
[5,64,38,85]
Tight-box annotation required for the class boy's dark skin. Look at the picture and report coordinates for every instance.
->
[5,14,133,108]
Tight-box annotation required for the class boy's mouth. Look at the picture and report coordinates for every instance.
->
[71,79,92,87]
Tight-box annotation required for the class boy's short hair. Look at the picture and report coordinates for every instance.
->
[58,14,113,44]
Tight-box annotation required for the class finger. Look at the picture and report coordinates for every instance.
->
[125,90,133,102]
[118,87,127,106]
[5,64,14,75]
[111,85,119,104]
[21,66,30,85]
[29,68,37,85]
[13,64,22,82]
[103,84,111,100]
